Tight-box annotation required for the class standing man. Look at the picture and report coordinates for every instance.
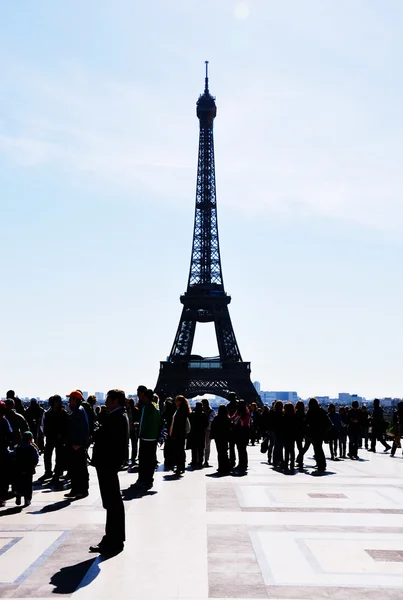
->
[90,389,129,555]
[201,399,215,468]
[135,388,160,490]
[42,395,68,486]
[65,390,89,499]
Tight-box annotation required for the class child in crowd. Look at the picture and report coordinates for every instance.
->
[13,431,39,507]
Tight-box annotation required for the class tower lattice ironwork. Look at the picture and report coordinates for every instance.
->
[155,63,260,404]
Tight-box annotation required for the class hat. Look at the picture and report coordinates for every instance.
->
[67,390,84,401]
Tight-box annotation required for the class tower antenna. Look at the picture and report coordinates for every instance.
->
[205,60,209,92]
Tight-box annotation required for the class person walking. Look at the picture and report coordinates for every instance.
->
[304,398,332,474]
[135,389,160,489]
[90,389,129,555]
[64,390,89,499]
[201,399,215,467]
[369,399,391,453]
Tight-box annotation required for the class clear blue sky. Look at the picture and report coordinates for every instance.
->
[1,1,402,399]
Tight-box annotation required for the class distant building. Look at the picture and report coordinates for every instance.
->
[338,393,365,405]
[95,392,105,403]
[259,391,298,405]
[82,391,89,400]
[253,381,261,393]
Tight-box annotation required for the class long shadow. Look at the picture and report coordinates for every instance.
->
[163,473,182,481]
[205,471,231,478]
[50,558,100,594]
[121,485,157,501]
[310,470,336,477]
[0,506,22,517]
[28,499,71,514]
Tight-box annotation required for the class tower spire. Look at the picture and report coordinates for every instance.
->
[205,60,209,92]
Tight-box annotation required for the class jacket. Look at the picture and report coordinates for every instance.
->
[67,406,89,446]
[139,402,160,440]
[14,441,39,475]
[92,407,129,469]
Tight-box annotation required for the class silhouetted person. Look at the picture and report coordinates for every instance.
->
[283,402,297,472]
[338,406,348,458]
[170,395,191,476]
[390,402,403,458]
[232,400,250,473]
[295,401,306,467]
[328,403,342,460]
[348,400,362,459]
[64,390,89,499]
[42,395,68,485]
[226,392,239,468]
[272,401,285,469]
[13,431,39,507]
[127,398,140,471]
[5,399,28,447]
[0,402,13,507]
[210,405,231,474]
[370,399,391,453]
[135,388,160,489]
[189,402,209,468]
[304,397,331,474]
[202,398,215,467]
[162,398,176,470]
[360,405,369,449]
[90,389,129,555]
[25,399,44,450]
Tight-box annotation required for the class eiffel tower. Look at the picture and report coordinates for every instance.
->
[155,63,261,405]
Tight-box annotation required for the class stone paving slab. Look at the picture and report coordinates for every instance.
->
[0,443,402,598]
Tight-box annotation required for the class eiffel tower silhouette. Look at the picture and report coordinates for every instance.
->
[155,63,260,405]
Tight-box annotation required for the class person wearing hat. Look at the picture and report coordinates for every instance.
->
[65,390,89,499]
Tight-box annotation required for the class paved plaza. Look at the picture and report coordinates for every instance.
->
[0,444,403,599]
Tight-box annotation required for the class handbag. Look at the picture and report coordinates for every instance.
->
[260,436,269,454]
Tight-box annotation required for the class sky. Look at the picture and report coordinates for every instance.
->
[1,0,402,400]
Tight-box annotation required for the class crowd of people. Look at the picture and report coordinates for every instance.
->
[1,387,402,554]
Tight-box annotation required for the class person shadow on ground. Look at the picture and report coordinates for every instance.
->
[50,558,102,594]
